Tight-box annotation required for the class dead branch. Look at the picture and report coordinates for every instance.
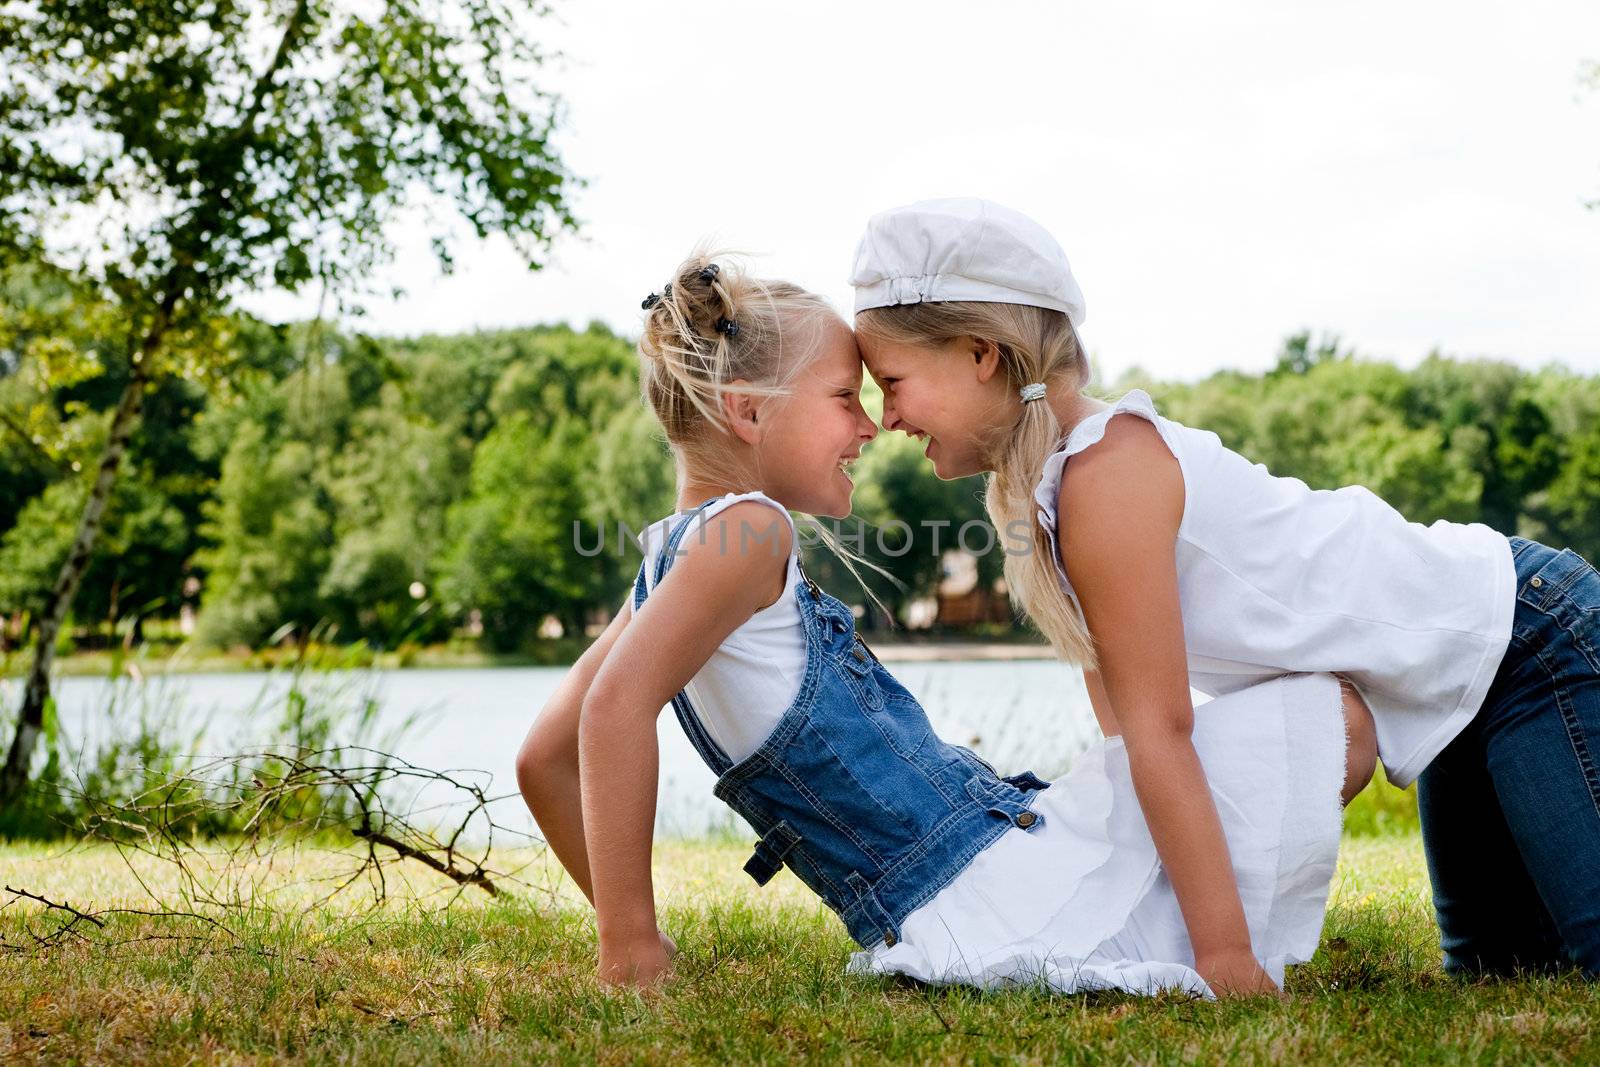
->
[350,825,498,896]
[2,744,549,957]
[3,884,107,927]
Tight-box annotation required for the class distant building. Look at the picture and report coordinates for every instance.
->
[935,550,1012,627]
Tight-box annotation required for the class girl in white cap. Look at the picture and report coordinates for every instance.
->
[850,197,1600,990]
[521,248,1374,997]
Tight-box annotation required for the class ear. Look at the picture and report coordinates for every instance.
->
[721,381,763,446]
[969,337,1004,385]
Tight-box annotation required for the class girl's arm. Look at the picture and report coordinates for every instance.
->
[516,595,636,905]
[580,503,790,987]
[1082,668,1120,737]
[1058,415,1277,997]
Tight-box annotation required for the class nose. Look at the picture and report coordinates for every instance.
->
[859,406,879,442]
[879,391,902,432]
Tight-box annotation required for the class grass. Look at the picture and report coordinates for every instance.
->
[4,813,1599,1066]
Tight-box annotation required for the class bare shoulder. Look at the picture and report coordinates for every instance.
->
[1057,414,1182,526]
[1054,413,1183,578]
[699,500,795,559]
[672,500,793,610]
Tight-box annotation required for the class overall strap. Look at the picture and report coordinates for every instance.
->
[637,497,736,774]
[631,496,719,611]
[653,497,723,588]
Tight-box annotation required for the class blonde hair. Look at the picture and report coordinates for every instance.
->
[639,249,900,617]
[639,248,835,489]
[855,302,1097,665]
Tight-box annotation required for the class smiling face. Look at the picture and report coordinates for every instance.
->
[857,331,1013,479]
[756,317,879,517]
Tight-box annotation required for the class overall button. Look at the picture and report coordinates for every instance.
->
[883,930,897,948]
[1530,576,1544,589]
[852,645,867,663]
[1014,811,1037,829]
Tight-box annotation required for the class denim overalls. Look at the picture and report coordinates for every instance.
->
[635,500,1050,949]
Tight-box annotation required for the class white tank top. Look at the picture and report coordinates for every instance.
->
[639,491,807,765]
[1032,389,1516,787]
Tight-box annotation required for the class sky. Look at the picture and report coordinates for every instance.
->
[242,0,1600,383]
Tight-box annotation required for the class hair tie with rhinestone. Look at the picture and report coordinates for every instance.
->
[1019,382,1047,403]
[714,316,740,338]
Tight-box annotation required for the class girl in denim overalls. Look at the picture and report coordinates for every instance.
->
[518,251,1375,994]
[852,197,1600,988]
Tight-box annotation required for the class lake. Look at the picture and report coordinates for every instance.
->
[8,660,1102,840]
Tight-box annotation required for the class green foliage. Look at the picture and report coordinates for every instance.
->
[439,415,595,651]
[0,0,577,329]
[6,305,1600,654]
[186,322,653,652]
[1341,770,1421,838]
[194,422,334,648]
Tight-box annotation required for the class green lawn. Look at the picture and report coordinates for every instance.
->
[3,825,1598,1066]
[3,831,1600,1067]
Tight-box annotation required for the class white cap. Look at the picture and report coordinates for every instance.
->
[850,198,1086,327]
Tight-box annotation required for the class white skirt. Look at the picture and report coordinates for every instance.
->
[847,672,1347,999]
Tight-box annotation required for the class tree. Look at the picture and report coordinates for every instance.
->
[0,0,578,800]
[317,389,465,648]
[439,415,593,651]
[194,418,335,649]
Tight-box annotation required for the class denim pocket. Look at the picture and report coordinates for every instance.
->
[862,690,934,761]
[1528,552,1600,674]
[1519,547,1598,613]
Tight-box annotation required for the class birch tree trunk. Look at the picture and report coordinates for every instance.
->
[0,354,152,803]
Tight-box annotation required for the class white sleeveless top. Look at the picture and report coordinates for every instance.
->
[637,486,1350,995]
[638,492,806,764]
[1032,389,1516,787]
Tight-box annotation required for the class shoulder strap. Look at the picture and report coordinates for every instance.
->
[632,496,723,613]
[630,495,735,773]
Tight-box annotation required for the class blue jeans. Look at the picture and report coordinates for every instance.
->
[1418,537,1600,976]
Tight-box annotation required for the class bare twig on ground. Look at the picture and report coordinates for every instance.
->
[1,745,550,956]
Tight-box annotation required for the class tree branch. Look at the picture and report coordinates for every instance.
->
[235,0,313,137]
[350,825,499,897]
[3,885,107,928]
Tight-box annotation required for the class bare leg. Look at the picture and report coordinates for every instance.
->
[1337,676,1378,806]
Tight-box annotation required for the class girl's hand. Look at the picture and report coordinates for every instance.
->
[1196,948,1282,998]
[598,929,675,989]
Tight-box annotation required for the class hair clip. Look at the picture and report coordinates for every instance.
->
[715,317,740,338]
[1019,382,1048,403]
[641,282,674,310]
[699,264,721,283]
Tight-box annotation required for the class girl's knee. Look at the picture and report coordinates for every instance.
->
[514,731,542,795]
[1339,676,1378,806]
[516,720,560,794]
